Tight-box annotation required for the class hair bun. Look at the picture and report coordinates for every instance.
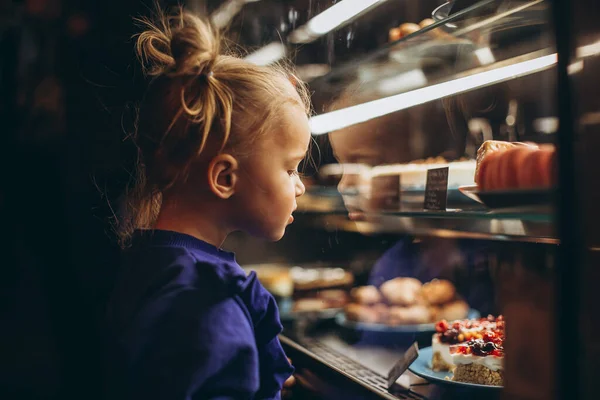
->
[135,10,220,77]
[169,14,220,76]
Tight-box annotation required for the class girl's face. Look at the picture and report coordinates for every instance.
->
[329,113,413,216]
[234,103,311,241]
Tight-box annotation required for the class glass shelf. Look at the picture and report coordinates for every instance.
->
[307,0,553,104]
[296,208,556,244]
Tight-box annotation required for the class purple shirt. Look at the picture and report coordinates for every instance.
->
[105,230,293,400]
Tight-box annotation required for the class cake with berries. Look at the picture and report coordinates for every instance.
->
[449,333,504,386]
[431,315,504,372]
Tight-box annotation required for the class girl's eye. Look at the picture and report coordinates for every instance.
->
[288,170,299,176]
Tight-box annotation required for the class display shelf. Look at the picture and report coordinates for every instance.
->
[308,0,552,102]
[296,209,556,244]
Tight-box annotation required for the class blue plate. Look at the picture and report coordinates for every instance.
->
[278,298,342,322]
[335,309,480,333]
[409,346,502,389]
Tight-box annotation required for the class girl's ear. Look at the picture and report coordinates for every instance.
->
[207,154,239,199]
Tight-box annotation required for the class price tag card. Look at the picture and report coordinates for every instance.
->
[424,167,449,210]
[387,342,419,390]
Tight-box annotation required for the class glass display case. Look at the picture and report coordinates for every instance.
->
[216,0,599,398]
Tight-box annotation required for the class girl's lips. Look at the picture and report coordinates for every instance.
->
[348,211,366,221]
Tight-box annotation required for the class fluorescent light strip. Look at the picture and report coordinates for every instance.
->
[211,0,260,29]
[289,0,385,43]
[307,0,383,36]
[309,54,557,135]
[244,42,286,66]
[377,69,427,95]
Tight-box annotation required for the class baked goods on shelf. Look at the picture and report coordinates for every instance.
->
[247,264,354,314]
[290,267,354,291]
[351,285,383,305]
[431,315,505,381]
[291,290,351,312]
[344,278,469,326]
[289,268,353,312]
[421,279,456,305]
[475,140,556,190]
[250,265,294,298]
[380,277,422,306]
[388,19,450,42]
[370,159,476,190]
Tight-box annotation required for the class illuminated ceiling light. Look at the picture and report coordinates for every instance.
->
[576,40,600,58]
[474,47,496,65]
[289,0,386,44]
[377,69,428,95]
[211,0,260,29]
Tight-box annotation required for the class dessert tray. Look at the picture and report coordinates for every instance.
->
[458,185,553,209]
[335,308,480,333]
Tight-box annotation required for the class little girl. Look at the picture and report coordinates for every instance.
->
[105,8,311,400]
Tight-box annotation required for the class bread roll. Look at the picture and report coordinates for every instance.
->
[293,298,328,312]
[398,23,421,37]
[256,269,293,298]
[428,305,442,322]
[387,305,431,325]
[419,18,435,29]
[345,303,380,324]
[380,277,422,306]
[317,289,349,308]
[372,303,390,324]
[351,285,382,305]
[420,279,456,305]
[437,299,469,321]
[389,27,402,42]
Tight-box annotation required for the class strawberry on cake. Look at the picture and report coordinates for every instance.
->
[431,315,504,372]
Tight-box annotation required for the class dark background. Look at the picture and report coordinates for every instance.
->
[0,1,342,398]
[1,1,174,398]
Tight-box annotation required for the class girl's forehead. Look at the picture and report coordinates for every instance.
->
[268,104,311,150]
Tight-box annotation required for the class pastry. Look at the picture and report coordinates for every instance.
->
[291,267,354,291]
[389,22,421,42]
[389,27,403,42]
[292,298,328,312]
[475,140,521,184]
[450,334,504,386]
[420,279,456,305]
[380,277,422,306]
[431,315,504,373]
[475,140,555,190]
[317,289,349,308]
[419,18,435,29]
[253,267,293,298]
[350,285,382,305]
[437,299,470,321]
[344,303,380,324]
[387,305,430,325]
[398,22,421,37]
[371,303,390,323]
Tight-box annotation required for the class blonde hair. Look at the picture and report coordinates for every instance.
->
[117,8,311,247]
